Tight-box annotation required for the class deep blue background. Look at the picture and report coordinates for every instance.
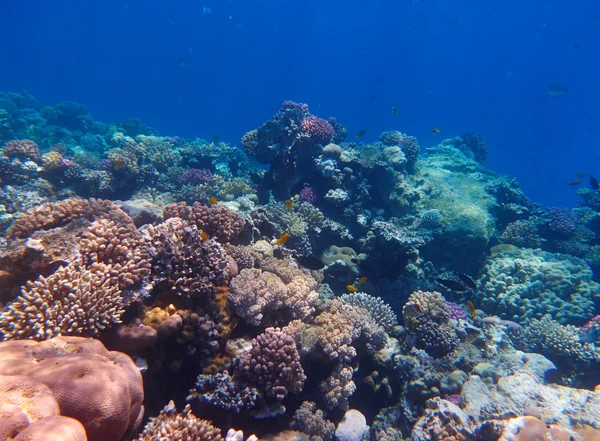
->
[1,0,599,207]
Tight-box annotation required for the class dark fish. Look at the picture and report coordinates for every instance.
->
[356,130,367,139]
[544,83,568,96]
[436,271,476,292]
[212,135,220,143]
[569,179,581,186]
[590,176,599,190]
[391,106,399,115]
[295,255,324,271]
[576,171,585,178]
[176,58,189,68]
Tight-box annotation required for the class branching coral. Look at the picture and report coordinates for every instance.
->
[291,401,335,441]
[2,139,41,162]
[142,217,229,301]
[340,292,398,333]
[0,263,124,340]
[229,260,319,326]
[163,201,246,243]
[137,402,223,441]
[319,363,356,411]
[237,327,306,400]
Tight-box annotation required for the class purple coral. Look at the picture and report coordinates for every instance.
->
[299,185,317,203]
[579,315,600,343]
[181,168,213,185]
[445,301,467,321]
[237,327,306,400]
[547,207,576,237]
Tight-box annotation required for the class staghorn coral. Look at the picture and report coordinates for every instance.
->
[291,401,335,441]
[142,217,229,301]
[339,292,398,333]
[0,336,144,441]
[163,201,246,243]
[237,327,306,400]
[229,262,319,327]
[137,402,223,441]
[0,263,124,340]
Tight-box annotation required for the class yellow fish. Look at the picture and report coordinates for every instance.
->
[276,232,290,245]
[467,300,476,319]
[358,277,367,286]
[208,196,218,205]
[431,128,440,134]
[284,199,294,211]
[346,285,357,292]
[200,231,209,241]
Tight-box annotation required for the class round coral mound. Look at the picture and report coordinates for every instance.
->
[0,336,144,441]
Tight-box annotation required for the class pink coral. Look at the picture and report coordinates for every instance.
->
[0,336,144,441]
[237,327,306,400]
[2,139,41,162]
[300,115,335,145]
[229,261,319,327]
[299,185,317,203]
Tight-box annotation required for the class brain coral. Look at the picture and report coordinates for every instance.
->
[0,336,144,441]
[477,247,600,325]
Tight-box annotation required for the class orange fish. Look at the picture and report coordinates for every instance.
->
[569,179,582,186]
[284,199,294,211]
[358,277,367,286]
[276,232,290,245]
[200,231,209,241]
[467,300,476,319]
[346,285,357,292]
[208,196,219,205]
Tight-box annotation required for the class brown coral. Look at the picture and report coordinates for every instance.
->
[2,139,41,162]
[163,201,246,243]
[0,263,124,340]
[0,336,144,441]
[137,402,223,441]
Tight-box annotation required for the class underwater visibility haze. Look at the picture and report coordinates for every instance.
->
[0,1,599,440]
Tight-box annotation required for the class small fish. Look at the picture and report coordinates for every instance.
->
[176,58,189,68]
[466,301,476,319]
[295,255,325,270]
[431,128,441,134]
[276,232,290,245]
[576,171,586,178]
[391,106,399,115]
[403,303,424,319]
[200,231,209,241]
[544,83,568,96]
[211,136,220,143]
[569,179,582,186]
[356,130,367,139]
[203,6,212,14]
[208,196,219,205]
[284,199,294,211]
[358,276,367,286]
[590,176,599,190]
[168,15,177,24]
[346,285,357,292]
[436,271,476,292]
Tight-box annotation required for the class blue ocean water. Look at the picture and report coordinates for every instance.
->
[1,0,599,207]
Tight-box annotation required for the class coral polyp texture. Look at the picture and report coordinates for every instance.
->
[0,93,599,440]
